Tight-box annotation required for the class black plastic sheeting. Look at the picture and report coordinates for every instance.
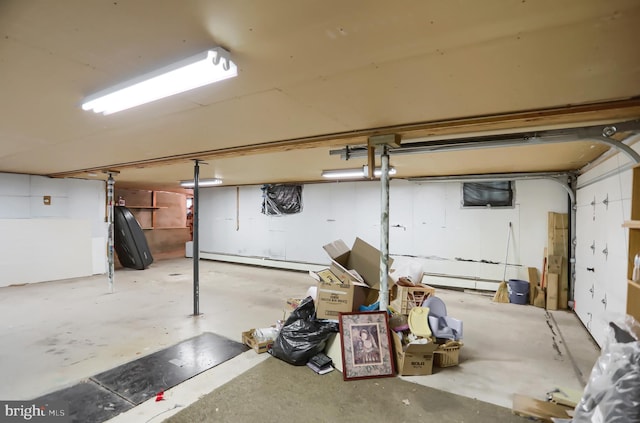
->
[261,184,303,215]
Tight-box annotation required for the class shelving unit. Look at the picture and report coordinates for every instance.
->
[624,166,640,322]
[622,220,640,229]
[119,191,168,228]
[114,188,191,260]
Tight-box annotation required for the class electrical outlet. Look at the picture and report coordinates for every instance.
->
[43,195,51,205]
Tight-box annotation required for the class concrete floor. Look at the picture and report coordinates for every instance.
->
[0,258,600,421]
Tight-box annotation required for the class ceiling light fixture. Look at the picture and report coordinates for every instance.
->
[82,47,238,115]
[321,166,396,179]
[180,178,223,188]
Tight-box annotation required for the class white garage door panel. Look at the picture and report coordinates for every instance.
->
[575,167,632,348]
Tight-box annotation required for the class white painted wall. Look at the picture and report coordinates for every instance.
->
[0,173,106,286]
[199,178,568,290]
[575,151,635,346]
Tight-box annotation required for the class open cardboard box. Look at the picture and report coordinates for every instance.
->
[314,238,395,319]
[313,268,372,319]
[242,329,273,354]
[322,237,394,291]
[391,331,438,376]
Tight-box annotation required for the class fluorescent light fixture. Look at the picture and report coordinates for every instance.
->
[82,47,238,115]
[322,166,396,179]
[180,178,223,188]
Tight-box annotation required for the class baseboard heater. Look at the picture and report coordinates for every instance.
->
[421,272,501,292]
[197,252,499,292]
[199,251,326,273]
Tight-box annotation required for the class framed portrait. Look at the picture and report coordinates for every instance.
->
[338,311,395,381]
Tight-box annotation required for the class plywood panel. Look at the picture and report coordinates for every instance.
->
[154,191,187,228]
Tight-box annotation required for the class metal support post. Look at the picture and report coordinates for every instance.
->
[193,160,200,316]
[379,144,390,311]
[569,175,578,308]
[106,173,115,293]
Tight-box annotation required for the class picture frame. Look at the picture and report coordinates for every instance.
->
[338,311,395,381]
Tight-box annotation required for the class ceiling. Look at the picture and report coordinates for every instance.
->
[1,0,640,191]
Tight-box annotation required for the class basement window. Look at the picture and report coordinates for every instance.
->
[462,181,514,208]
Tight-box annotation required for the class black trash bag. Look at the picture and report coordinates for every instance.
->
[270,296,339,365]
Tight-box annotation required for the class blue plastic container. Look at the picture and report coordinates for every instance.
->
[507,279,529,305]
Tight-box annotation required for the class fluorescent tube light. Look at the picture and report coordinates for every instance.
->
[82,47,238,115]
[321,168,365,179]
[322,166,396,179]
[180,178,223,188]
[372,166,397,177]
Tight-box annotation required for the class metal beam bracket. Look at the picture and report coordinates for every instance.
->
[368,134,402,148]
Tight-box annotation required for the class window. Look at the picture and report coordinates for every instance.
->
[462,181,513,208]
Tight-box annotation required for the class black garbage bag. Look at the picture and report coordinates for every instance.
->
[270,296,339,365]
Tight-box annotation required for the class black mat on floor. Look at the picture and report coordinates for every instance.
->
[33,380,133,423]
[91,332,249,405]
[32,332,248,423]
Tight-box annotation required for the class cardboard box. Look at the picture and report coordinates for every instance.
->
[242,329,273,354]
[628,280,640,323]
[322,238,394,291]
[391,331,438,376]
[314,268,372,319]
[546,273,559,310]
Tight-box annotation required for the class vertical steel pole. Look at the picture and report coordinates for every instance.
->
[379,145,390,311]
[193,160,200,316]
[569,175,577,309]
[107,174,115,293]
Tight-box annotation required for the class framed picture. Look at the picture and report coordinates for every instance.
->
[338,311,395,381]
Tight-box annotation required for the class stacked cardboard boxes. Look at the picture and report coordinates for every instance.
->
[547,212,569,310]
[313,237,394,319]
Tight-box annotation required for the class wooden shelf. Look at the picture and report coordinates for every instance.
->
[627,166,640,322]
[126,206,167,210]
